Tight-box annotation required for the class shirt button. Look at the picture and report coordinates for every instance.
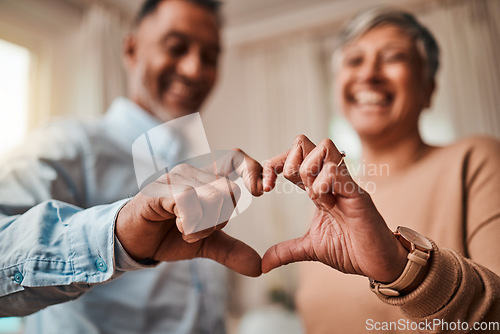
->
[95,257,108,272]
[13,272,23,284]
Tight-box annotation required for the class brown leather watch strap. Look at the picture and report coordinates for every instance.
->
[370,227,432,297]
[370,248,430,297]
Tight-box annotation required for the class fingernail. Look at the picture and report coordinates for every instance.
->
[306,187,317,200]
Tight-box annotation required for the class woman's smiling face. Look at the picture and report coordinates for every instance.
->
[336,24,435,141]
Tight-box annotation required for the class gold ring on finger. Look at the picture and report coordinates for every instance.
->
[337,151,346,167]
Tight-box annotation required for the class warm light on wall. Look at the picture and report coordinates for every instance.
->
[0,38,30,156]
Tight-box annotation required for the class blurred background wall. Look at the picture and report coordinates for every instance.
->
[0,0,499,333]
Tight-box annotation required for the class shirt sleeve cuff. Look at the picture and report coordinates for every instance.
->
[375,241,462,318]
[114,235,159,271]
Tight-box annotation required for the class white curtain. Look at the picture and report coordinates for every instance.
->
[241,35,329,151]
[71,4,128,118]
[419,0,500,140]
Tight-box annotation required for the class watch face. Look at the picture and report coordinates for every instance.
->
[398,226,433,251]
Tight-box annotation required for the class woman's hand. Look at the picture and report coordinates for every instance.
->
[261,135,408,283]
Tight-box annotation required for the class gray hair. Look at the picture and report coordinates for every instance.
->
[333,7,440,80]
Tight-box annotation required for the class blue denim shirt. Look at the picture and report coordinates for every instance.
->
[0,98,227,333]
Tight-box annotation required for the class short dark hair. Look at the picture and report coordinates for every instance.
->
[134,0,222,27]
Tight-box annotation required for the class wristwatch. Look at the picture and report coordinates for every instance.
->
[370,226,433,297]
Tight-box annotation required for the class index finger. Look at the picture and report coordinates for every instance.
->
[206,149,264,197]
[262,150,289,192]
[231,149,264,197]
[263,134,317,192]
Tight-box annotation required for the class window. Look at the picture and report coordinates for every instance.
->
[0,38,30,156]
[0,38,29,333]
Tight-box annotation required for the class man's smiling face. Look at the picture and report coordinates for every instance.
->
[124,0,220,121]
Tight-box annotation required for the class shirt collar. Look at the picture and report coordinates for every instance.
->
[104,97,183,163]
[104,97,161,146]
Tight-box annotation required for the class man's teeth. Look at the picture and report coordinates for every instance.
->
[170,82,196,98]
[354,91,388,105]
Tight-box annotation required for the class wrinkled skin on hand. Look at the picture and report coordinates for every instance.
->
[261,135,408,283]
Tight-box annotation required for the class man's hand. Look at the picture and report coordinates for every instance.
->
[115,149,264,277]
[261,135,409,283]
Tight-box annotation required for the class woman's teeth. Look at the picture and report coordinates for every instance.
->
[354,91,389,106]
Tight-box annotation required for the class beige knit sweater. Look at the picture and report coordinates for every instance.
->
[297,136,500,333]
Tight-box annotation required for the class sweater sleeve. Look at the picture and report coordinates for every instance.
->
[378,243,500,333]
[377,137,500,333]
[465,137,500,275]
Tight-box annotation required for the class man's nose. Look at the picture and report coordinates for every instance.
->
[177,50,202,80]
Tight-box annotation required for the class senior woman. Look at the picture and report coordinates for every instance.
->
[261,7,500,333]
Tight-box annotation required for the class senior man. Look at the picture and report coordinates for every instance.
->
[0,0,263,333]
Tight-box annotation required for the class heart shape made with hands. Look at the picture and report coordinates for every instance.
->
[118,136,407,283]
